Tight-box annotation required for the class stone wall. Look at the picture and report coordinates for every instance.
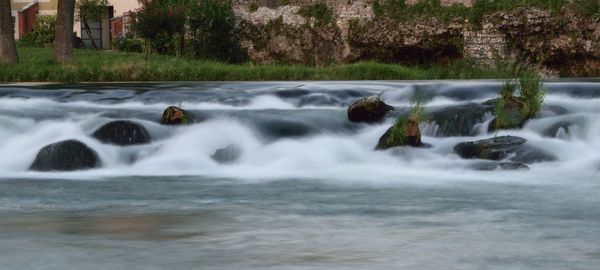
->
[463,26,508,66]
[234,1,600,75]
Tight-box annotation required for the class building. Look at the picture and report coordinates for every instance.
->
[9,0,139,48]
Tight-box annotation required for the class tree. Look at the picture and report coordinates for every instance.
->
[0,0,18,64]
[132,0,185,58]
[54,0,75,63]
[76,0,108,49]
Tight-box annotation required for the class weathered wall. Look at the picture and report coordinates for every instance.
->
[234,0,600,76]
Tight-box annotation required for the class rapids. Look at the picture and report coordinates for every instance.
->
[1,81,599,270]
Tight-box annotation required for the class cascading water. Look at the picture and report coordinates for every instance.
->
[0,81,599,270]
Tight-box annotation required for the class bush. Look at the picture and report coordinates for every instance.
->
[112,37,143,53]
[132,0,186,56]
[188,0,246,63]
[18,15,56,47]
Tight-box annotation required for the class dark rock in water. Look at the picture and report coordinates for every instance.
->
[92,120,151,146]
[161,106,191,125]
[376,119,422,150]
[430,103,493,136]
[454,136,555,164]
[347,96,394,123]
[30,140,99,171]
[211,145,241,164]
[471,161,530,171]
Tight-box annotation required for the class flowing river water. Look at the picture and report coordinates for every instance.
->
[0,81,599,269]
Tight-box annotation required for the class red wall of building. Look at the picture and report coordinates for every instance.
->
[18,3,39,38]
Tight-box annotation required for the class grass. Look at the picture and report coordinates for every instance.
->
[0,47,522,82]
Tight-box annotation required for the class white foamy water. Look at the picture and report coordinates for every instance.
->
[0,82,599,270]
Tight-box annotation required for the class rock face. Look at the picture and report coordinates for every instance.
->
[161,106,189,125]
[376,119,422,150]
[211,145,241,164]
[92,120,151,146]
[347,96,394,123]
[234,2,600,76]
[30,140,99,171]
[453,135,555,164]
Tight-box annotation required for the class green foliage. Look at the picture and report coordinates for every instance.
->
[500,79,517,100]
[132,0,186,57]
[0,47,543,82]
[373,0,469,22]
[387,118,408,146]
[18,15,56,48]
[518,69,545,119]
[493,94,509,130]
[373,0,595,27]
[112,37,143,53]
[298,3,334,26]
[188,0,246,63]
[76,0,109,22]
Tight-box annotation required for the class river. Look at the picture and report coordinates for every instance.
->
[0,81,599,269]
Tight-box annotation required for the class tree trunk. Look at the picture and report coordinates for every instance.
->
[0,0,18,64]
[54,0,75,63]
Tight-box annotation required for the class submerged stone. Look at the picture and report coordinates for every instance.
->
[211,145,241,164]
[30,139,99,171]
[347,96,394,123]
[454,135,555,164]
[92,120,151,146]
[471,161,530,171]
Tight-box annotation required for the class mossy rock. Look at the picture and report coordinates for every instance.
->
[161,106,192,125]
[376,118,422,150]
[485,96,530,132]
[347,96,394,123]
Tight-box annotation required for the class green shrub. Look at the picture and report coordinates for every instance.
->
[298,3,334,26]
[518,69,545,119]
[132,0,186,57]
[18,15,56,47]
[112,37,143,53]
[188,0,246,63]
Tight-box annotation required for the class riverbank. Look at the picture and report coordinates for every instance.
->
[0,47,521,82]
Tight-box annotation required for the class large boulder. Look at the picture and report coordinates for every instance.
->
[376,119,422,150]
[347,96,394,123]
[429,103,493,136]
[30,140,99,171]
[211,145,241,164]
[453,135,555,164]
[161,106,191,125]
[92,120,151,146]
